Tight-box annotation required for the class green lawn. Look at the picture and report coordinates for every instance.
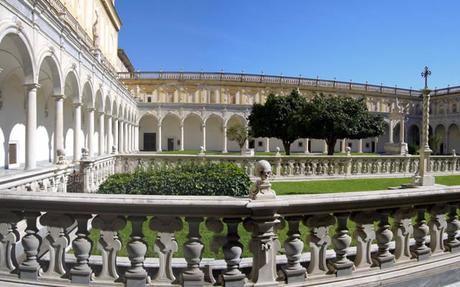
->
[272,177,413,195]
[86,175,460,259]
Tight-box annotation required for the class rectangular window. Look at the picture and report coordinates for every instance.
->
[147,97,152,103]
[8,143,17,165]
[298,141,303,147]
[258,141,263,147]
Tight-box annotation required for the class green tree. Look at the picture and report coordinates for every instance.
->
[248,89,308,155]
[306,94,386,155]
[227,123,248,152]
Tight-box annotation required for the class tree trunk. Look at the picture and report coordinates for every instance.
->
[283,141,291,155]
[326,138,337,155]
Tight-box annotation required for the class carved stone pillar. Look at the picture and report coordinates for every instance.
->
[303,214,335,275]
[19,212,42,280]
[125,216,148,287]
[244,213,280,286]
[70,214,93,284]
[330,213,353,276]
[0,211,22,273]
[372,210,394,268]
[392,208,415,262]
[92,215,127,282]
[445,204,460,253]
[411,207,431,261]
[149,216,183,285]
[221,218,245,287]
[182,217,204,286]
[428,205,448,254]
[282,216,306,283]
[39,213,75,278]
[351,211,375,269]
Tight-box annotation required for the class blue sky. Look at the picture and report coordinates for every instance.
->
[116,1,460,89]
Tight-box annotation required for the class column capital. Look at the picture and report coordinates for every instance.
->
[73,102,82,108]
[24,83,40,90]
[87,107,96,112]
[53,94,65,100]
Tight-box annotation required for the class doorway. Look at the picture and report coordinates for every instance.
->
[167,138,175,151]
[143,133,156,151]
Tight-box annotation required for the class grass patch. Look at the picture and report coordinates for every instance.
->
[272,177,413,195]
[434,175,460,186]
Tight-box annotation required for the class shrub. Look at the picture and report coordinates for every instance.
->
[98,162,251,197]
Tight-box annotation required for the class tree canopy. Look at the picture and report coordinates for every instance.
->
[305,94,386,155]
[226,123,248,152]
[248,89,308,155]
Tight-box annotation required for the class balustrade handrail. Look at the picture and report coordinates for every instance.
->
[119,71,426,97]
[1,185,459,217]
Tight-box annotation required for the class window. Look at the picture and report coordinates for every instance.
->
[8,143,17,165]
[298,141,303,147]
[147,96,152,103]
[365,143,370,148]
[258,141,263,147]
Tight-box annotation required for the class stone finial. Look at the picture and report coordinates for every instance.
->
[251,160,276,200]
[453,149,456,156]
[56,149,66,165]
[198,146,205,156]
[346,146,351,156]
[275,147,281,157]
[81,148,89,160]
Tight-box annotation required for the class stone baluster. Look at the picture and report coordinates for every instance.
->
[330,213,353,276]
[0,211,22,273]
[445,204,460,252]
[282,216,306,283]
[221,218,246,287]
[92,215,127,282]
[303,214,335,275]
[39,213,75,278]
[351,211,375,269]
[372,210,395,268]
[182,217,205,286]
[243,214,279,286]
[392,208,415,262]
[70,214,93,284]
[428,205,448,254]
[19,212,42,280]
[149,216,183,284]
[411,207,431,260]
[125,216,148,287]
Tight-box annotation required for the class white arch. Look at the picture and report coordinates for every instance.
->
[36,50,63,95]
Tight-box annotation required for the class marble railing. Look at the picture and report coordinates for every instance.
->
[0,164,78,193]
[0,168,459,287]
[79,155,117,193]
[116,154,460,179]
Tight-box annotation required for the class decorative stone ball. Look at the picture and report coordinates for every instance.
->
[276,147,280,152]
[346,146,351,152]
[255,160,272,180]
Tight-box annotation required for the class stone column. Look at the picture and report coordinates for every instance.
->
[25,83,40,170]
[157,124,162,152]
[389,120,394,143]
[87,108,95,158]
[265,138,270,153]
[114,118,119,153]
[202,123,206,151]
[127,124,131,152]
[131,125,135,152]
[135,125,139,151]
[120,121,125,153]
[107,115,112,153]
[124,122,128,153]
[73,103,82,161]
[223,125,228,153]
[400,117,405,143]
[98,112,104,155]
[54,94,65,163]
[341,139,346,153]
[323,140,328,154]
[358,139,363,153]
[180,123,184,151]
[304,138,310,154]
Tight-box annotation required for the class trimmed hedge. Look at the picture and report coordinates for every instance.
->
[98,162,251,197]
